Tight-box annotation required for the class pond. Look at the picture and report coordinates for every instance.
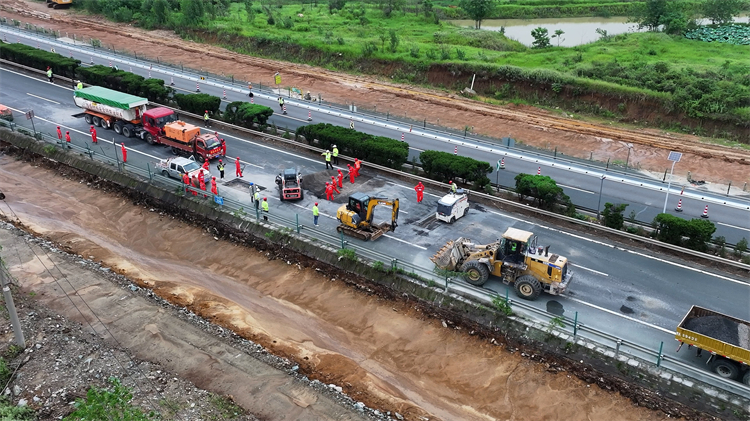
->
[449,16,750,47]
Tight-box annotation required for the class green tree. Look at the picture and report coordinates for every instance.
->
[423,0,433,17]
[514,174,570,210]
[459,0,495,29]
[551,29,565,47]
[735,237,748,256]
[244,0,255,22]
[630,0,668,31]
[379,32,389,50]
[180,0,205,25]
[151,0,170,25]
[530,27,551,48]
[389,29,400,52]
[381,0,406,17]
[328,0,346,13]
[684,218,716,252]
[701,0,745,25]
[601,202,628,230]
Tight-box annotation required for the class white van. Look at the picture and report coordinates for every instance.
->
[436,190,469,223]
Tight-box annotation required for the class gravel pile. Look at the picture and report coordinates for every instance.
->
[683,316,747,348]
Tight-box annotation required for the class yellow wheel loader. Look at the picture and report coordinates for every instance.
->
[47,0,73,9]
[431,227,573,300]
[336,192,399,241]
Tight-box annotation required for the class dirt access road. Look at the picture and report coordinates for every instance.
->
[0,154,688,420]
[1,0,749,189]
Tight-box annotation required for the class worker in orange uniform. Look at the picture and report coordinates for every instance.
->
[330,176,340,194]
[202,159,210,171]
[235,157,243,177]
[89,125,97,143]
[347,164,355,183]
[198,170,207,198]
[120,143,127,163]
[336,169,344,189]
[414,181,424,203]
[354,158,361,177]
[190,175,198,196]
[56,126,62,141]
[182,173,191,194]
[221,138,227,157]
[65,131,71,144]
[211,176,218,195]
[325,182,334,201]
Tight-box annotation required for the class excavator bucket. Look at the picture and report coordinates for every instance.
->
[430,237,468,271]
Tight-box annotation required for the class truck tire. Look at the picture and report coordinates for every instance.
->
[462,261,489,286]
[162,170,169,177]
[197,154,205,163]
[122,124,134,138]
[743,370,750,386]
[145,133,155,145]
[300,190,304,200]
[171,147,181,155]
[84,114,93,125]
[92,116,101,127]
[113,122,123,135]
[514,275,542,300]
[709,358,740,380]
[99,117,109,129]
[463,207,469,217]
[279,190,285,202]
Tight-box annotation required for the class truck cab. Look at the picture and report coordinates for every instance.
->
[275,168,303,201]
[436,190,469,223]
[140,107,179,144]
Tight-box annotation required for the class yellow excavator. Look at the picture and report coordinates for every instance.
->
[46,0,73,9]
[431,227,573,300]
[336,193,399,241]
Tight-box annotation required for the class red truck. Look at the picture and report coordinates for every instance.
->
[74,86,220,162]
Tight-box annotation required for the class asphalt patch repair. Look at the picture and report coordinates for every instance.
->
[0,142,723,421]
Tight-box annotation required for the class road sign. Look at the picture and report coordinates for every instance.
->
[274,72,281,85]
[213,195,224,205]
[25,110,34,120]
[667,151,682,162]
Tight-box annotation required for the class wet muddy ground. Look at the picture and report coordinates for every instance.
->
[0,148,709,421]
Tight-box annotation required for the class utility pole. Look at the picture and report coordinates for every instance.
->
[1,263,26,349]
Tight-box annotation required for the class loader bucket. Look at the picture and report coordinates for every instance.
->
[430,237,468,271]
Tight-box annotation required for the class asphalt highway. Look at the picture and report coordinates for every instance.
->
[1,25,749,245]
[2,66,750,393]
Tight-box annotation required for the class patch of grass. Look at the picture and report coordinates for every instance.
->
[491,294,513,316]
[64,377,157,420]
[0,396,34,420]
[337,248,357,261]
[208,393,244,420]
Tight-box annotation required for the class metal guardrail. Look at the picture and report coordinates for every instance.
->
[3,101,750,405]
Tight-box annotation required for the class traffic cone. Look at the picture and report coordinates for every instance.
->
[282,105,287,115]
[90,57,94,64]
[700,205,709,218]
[129,66,132,72]
[500,158,505,169]
[223,89,227,99]
[196,83,200,92]
[109,61,112,67]
[675,198,683,212]
[409,125,412,133]
[537,167,541,175]
[250,97,254,104]
[170,76,175,86]
[307,111,312,121]
[147,70,151,78]
[454,146,458,155]
[401,133,405,141]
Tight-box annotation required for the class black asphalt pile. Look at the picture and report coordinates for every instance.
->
[303,170,375,203]
[684,316,741,347]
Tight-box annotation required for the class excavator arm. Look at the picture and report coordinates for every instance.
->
[365,198,400,231]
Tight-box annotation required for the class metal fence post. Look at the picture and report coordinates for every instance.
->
[296,213,300,234]
[147,162,152,181]
[656,341,664,367]
[340,230,346,249]
[615,339,622,356]
[573,311,578,337]
[255,206,260,222]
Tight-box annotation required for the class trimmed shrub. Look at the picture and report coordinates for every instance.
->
[653,213,716,251]
[173,93,222,116]
[296,123,409,169]
[513,173,571,211]
[224,101,274,127]
[75,65,172,103]
[0,43,80,78]
[419,150,492,187]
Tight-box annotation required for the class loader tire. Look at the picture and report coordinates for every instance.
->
[462,261,489,286]
[514,275,542,300]
[710,358,739,380]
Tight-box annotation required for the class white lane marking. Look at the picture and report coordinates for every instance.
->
[717,222,750,232]
[573,265,609,277]
[558,184,594,194]
[410,147,425,152]
[566,296,675,335]
[384,234,427,249]
[487,209,748,286]
[26,93,60,104]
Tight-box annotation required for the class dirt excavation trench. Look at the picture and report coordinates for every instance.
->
[0,156,674,421]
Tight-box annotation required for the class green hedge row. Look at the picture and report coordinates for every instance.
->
[224,101,274,126]
[0,43,80,78]
[419,150,493,188]
[653,213,716,252]
[174,93,222,116]
[296,123,409,170]
[76,65,172,103]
